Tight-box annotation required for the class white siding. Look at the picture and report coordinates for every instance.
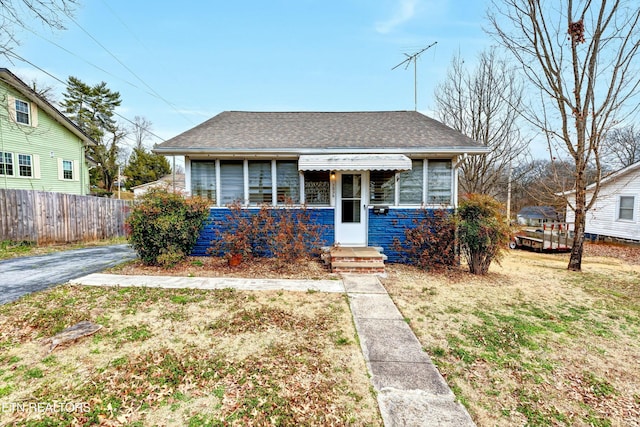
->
[566,170,640,240]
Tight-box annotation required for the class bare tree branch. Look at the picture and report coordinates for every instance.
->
[488,0,640,271]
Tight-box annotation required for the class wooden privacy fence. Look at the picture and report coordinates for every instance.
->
[0,189,132,244]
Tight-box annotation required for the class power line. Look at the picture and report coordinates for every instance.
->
[59,11,195,127]
[6,51,168,143]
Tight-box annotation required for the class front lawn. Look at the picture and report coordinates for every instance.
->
[384,247,640,426]
[0,285,380,426]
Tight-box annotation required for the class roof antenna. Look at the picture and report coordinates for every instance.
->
[392,41,437,111]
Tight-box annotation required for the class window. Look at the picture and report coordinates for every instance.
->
[399,159,424,204]
[0,152,13,176]
[62,160,73,180]
[219,161,244,205]
[619,196,635,221]
[370,170,395,204]
[18,154,32,177]
[304,171,330,206]
[248,160,272,205]
[276,161,300,203]
[15,99,30,125]
[427,160,452,205]
[191,161,216,200]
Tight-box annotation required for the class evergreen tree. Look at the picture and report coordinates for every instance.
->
[61,77,124,193]
[123,147,172,190]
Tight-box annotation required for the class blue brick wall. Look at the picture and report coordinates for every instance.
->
[191,207,334,256]
[193,206,451,264]
[367,208,429,262]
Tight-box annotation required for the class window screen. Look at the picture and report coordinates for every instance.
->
[191,161,216,200]
[399,160,423,204]
[370,170,395,204]
[220,161,244,205]
[304,171,330,206]
[276,161,299,204]
[427,160,452,205]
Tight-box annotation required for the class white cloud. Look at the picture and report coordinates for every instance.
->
[375,0,420,34]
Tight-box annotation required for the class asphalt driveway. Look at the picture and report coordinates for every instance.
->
[0,244,137,305]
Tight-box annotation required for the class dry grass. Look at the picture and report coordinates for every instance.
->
[109,256,339,281]
[383,244,640,427]
[0,285,380,426]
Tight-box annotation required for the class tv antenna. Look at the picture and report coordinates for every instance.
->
[392,41,437,111]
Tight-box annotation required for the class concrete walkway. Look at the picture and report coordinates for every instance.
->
[70,272,474,426]
[342,274,475,427]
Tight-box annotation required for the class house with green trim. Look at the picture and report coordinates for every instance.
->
[155,111,488,265]
[0,68,95,195]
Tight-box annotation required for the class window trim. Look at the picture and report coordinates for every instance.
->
[617,195,635,222]
[0,151,14,176]
[15,98,31,125]
[18,153,33,178]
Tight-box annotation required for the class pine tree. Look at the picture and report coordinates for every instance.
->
[124,147,172,190]
[61,77,124,193]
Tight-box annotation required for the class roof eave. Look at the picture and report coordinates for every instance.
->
[153,146,490,156]
[0,69,97,146]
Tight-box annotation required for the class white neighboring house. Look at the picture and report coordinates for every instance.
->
[564,161,640,241]
[131,173,185,199]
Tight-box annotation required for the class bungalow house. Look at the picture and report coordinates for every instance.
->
[565,161,640,242]
[0,68,95,195]
[154,111,488,263]
[517,206,559,226]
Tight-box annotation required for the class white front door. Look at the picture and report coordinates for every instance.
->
[335,172,368,246]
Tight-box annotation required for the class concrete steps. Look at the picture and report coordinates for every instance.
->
[328,246,386,274]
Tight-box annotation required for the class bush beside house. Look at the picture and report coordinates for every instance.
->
[126,189,209,267]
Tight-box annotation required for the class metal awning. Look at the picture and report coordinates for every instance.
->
[298,154,412,171]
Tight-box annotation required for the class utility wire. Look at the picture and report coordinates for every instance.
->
[60,12,195,126]
[6,51,168,143]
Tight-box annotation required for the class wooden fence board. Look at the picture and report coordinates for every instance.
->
[0,189,131,244]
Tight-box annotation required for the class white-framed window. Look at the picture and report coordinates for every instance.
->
[15,99,30,125]
[399,159,423,204]
[219,160,244,205]
[191,161,216,200]
[248,160,272,205]
[63,160,73,180]
[18,154,32,177]
[618,196,635,221]
[427,160,452,205]
[304,171,330,206]
[370,170,395,204]
[276,160,300,204]
[0,152,14,176]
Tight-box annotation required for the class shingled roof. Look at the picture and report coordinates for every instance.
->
[154,111,488,155]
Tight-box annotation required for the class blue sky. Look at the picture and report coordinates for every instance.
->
[9,0,493,149]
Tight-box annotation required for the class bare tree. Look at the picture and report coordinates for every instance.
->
[0,0,78,56]
[132,116,153,150]
[434,48,529,199]
[489,0,640,271]
[601,125,640,169]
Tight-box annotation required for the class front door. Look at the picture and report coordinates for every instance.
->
[335,172,368,246]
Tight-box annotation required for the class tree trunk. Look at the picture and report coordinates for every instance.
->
[569,181,587,271]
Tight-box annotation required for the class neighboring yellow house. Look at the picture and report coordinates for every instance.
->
[0,68,95,195]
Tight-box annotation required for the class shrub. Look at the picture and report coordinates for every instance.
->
[393,209,457,270]
[457,193,511,275]
[209,201,326,267]
[126,188,210,266]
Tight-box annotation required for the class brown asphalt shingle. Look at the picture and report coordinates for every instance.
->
[155,111,485,153]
